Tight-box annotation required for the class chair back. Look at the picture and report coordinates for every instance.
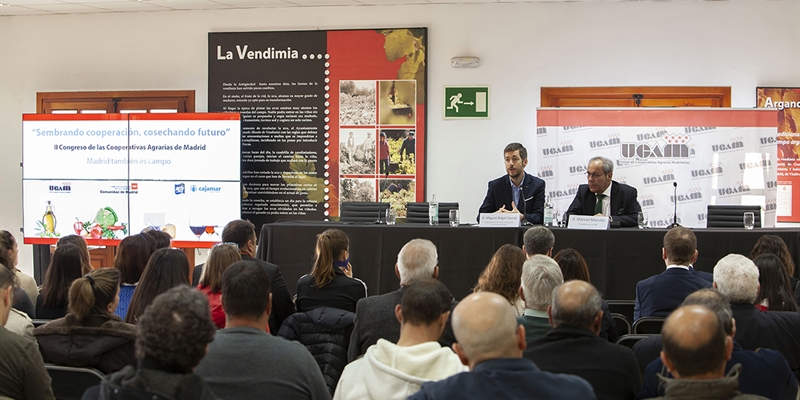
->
[615,334,652,349]
[633,317,666,334]
[339,202,389,223]
[45,364,104,400]
[32,319,53,328]
[406,202,459,224]
[706,205,761,228]
[611,313,631,336]
[607,300,635,323]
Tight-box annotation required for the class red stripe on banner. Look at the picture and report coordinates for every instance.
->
[129,113,240,121]
[537,108,779,127]
[23,114,126,121]
[25,237,219,249]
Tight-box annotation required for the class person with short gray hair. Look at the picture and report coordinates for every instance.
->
[522,226,555,258]
[524,280,641,400]
[517,255,563,342]
[565,156,642,227]
[397,239,438,286]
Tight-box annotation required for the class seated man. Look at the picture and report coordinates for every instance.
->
[409,292,595,400]
[478,142,546,225]
[522,226,555,258]
[714,254,800,379]
[82,286,218,400]
[195,261,329,400]
[565,156,641,227]
[639,288,798,400]
[0,266,55,400]
[654,304,765,400]
[524,280,641,400]
[517,255,563,342]
[634,227,711,320]
[334,279,465,400]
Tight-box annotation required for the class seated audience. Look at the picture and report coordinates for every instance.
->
[0,265,55,400]
[196,261,329,400]
[56,234,94,274]
[196,243,241,328]
[0,248,35,319]
[473,244,526,315]
[753,254,798,312]
[113,234,151,319]
[296,228,367,313]
[750,234,798,297]
[1,230,38,310]
[553,248,619,342]
[125,248,191,324]
[334,279,465,400]
[524,280,640,400]
[82,286,218,400]
[517,255,563,342]
[348,238,455,362]
[408,292,595,400]
[35,268,137,374]
[639,288,798,400]
[651,304,766,400]
[36,243,84,319]
[714,254,800,379]
[634,227,711,320]
[522,226,555,258]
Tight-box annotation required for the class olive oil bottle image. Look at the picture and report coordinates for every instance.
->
[42,201,57,234]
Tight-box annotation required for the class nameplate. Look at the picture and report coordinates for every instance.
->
[567,215,609,230]
[479,213,520,227]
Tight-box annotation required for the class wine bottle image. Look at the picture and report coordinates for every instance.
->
[42,200,57,234]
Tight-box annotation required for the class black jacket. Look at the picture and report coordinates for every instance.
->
[278,307,355,395]
[565,181,642,228]
[82,360,218,400]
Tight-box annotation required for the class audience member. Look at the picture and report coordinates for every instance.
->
[195,261,330,400]
[564,156,642,228]
[553,248,619,342]
[409,292,595,400]
[473,244,526,315]
[522,226,555,258]
[0,245,35,319]
[753,254,799,312]
[196,242,241,328]
[296,228,367,313]
[140,227,172,253]
[113,234,151,319]
[639,288,798,400]
[348,238,455,362]
[634,227,711,320]
[56,234,93,274]
[650,304,768,400]
[524,280,640,400]
[0,265,55,400]
[518,255,563,342]
[125,248,191,324]
[5,307,36,342]
[334,279,465,400]
[36,243,84,319]
[35,268,136,374]
[713,254,800,378]
[220,219,295,333]
[82,286,218,400]
[1,230,39,307]
[750,234,798,294]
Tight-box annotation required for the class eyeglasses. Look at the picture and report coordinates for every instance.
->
[585,172,605,179]
[213,242,239,249]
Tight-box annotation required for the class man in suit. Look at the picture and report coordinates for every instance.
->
[478,142,546,225]
[348,238,454,362]
[565,156,641,227]
[518,255,563,342]
[524,280,641,400]
[714,254,800,379]
[634,227,711,321]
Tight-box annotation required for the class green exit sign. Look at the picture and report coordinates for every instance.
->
[444,86,490,119]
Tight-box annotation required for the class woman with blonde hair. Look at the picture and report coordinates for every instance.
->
[473,244,526,315]
[197,243,241,328]
[34,267,137,374]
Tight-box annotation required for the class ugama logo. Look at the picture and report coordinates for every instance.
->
[541,141,574,157]
[711,137,744,152]
[49,182,71,193]
[649,215,682,228]
[765,199,777,211]
[537,127,547,136]
[671,188,703,203]
[568,165,586,175]
[621,133,693,159]
[760,136,776,145]
[685,127,715,134]
[718,183,751,196]
[538,166,554,178]
[767,180,778,189]
[548,184,579,200]
[642,170,676,186]
[589,134,620,149]
[640,195,655,208]
[691,164,723,178]
[739,157,772,171]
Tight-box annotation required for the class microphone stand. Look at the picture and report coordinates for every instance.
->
[669,182,681,228]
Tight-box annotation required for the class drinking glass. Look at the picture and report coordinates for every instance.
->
[743,212,754,230]
[449,209,460,227]
[553,208,560,227]
[637,212,648,229]
[386,208,396,225]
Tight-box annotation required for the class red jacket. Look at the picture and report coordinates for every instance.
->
[379,140,390,160]
[198,284,225,329]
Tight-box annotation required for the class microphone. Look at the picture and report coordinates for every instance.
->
[669,182,681,228]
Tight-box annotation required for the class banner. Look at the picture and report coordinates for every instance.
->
[208,29,427,228]
[536,108,778,228]
[757,87,800,222]
[22,113,241,245]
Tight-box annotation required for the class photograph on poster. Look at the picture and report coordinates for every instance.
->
[340,80,376,126]
[379,179,415,217]
[340,129,376,174]
[379,129,416,176]
[340,178,376,202]
[379,80,415,125]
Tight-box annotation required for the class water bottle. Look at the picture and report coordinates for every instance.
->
[543,196,554,226]
[429,194,439,226]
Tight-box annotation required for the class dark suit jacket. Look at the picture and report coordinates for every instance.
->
[523,326,641,400]
[478,173,546,224]
[347,287,457,362]
[565,181,642,228]
[730,302,800,379]
[633,267,712,321]
[241,254,296,334]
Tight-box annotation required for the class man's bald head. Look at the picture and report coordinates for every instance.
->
[452,292,523,368]
[681,289,734,336]
[661,305,731,379]
[550,280,602,332]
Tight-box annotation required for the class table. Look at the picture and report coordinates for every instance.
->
[257,222,799,301]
